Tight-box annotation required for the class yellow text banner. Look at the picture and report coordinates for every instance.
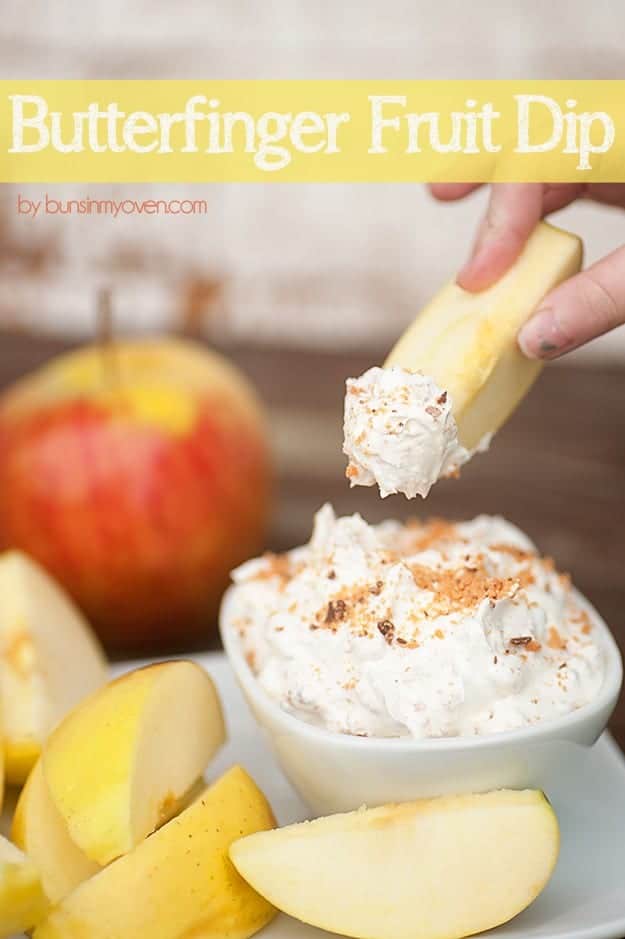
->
[0,80,624,182]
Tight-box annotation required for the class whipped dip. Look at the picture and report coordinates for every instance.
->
[224,505,604,739]
[343,366,489,499]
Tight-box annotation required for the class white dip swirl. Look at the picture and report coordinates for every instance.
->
[343,365,489,499]
[223,505,605,739]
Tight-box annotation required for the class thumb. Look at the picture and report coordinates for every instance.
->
[518,245,625,360]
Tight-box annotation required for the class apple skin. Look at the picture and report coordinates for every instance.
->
[0,339,271,650]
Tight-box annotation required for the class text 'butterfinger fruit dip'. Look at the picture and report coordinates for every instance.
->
[223,505,604,738]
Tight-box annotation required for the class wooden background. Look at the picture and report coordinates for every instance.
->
[1,328,624,743]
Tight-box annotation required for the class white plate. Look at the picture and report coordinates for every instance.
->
[6,651,625,939]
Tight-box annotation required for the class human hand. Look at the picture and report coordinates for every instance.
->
[429,183,625,359]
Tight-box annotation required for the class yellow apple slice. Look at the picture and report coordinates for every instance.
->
[12,764,210,905]
[0,833,48,937]
[0,550,109,785]
[42,660,226,865]
[231,789,560,939]
[385,222,583,450]
[0,711,4,811]
[12,761,98,903]
[34,766,277,939]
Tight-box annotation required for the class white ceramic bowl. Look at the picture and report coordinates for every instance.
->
[220,588,622,816]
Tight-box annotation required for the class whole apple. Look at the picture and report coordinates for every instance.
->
[0,338,271,650]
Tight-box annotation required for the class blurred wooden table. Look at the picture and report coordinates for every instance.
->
[1,329,624,746]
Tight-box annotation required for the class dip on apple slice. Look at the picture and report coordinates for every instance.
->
[343,222,583,498]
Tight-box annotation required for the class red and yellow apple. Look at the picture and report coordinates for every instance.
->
[0,338,270,649]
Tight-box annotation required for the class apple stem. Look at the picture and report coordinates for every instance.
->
[97,287,120,387]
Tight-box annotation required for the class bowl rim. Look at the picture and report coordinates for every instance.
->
[220,585,623,753]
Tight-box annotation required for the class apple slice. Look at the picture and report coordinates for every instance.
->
[0,833,48,937]
[12,760,98,903]
[0,721,4,810]
[34,766,277,939]
[12,763,210,905]
[385,222,583,450]
[0,550,109,784]
[42,660,225,865]
[231,789,560,939]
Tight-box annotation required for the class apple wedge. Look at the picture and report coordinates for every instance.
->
[0,719,4,810]
[34,765,277,939]
[0,833,48,937]
[0,549,109,784]
[12,760,98,903]
[12,761,208,906]
[385,222,583,450]
[42,660,225,865]
[231,789,560,939]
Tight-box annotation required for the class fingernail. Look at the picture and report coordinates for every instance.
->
[518,307,575,360]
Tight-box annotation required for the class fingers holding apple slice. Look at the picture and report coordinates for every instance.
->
[33,766,277,939]
[344,223,583,500]
[231,789,560,939]
[0,550,109,785]
[42,660,226,865]
[385,222,583,452]
[0,833,48,937]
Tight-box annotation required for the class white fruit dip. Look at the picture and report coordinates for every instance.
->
[343,366,489,499]
[223,505,604,739]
